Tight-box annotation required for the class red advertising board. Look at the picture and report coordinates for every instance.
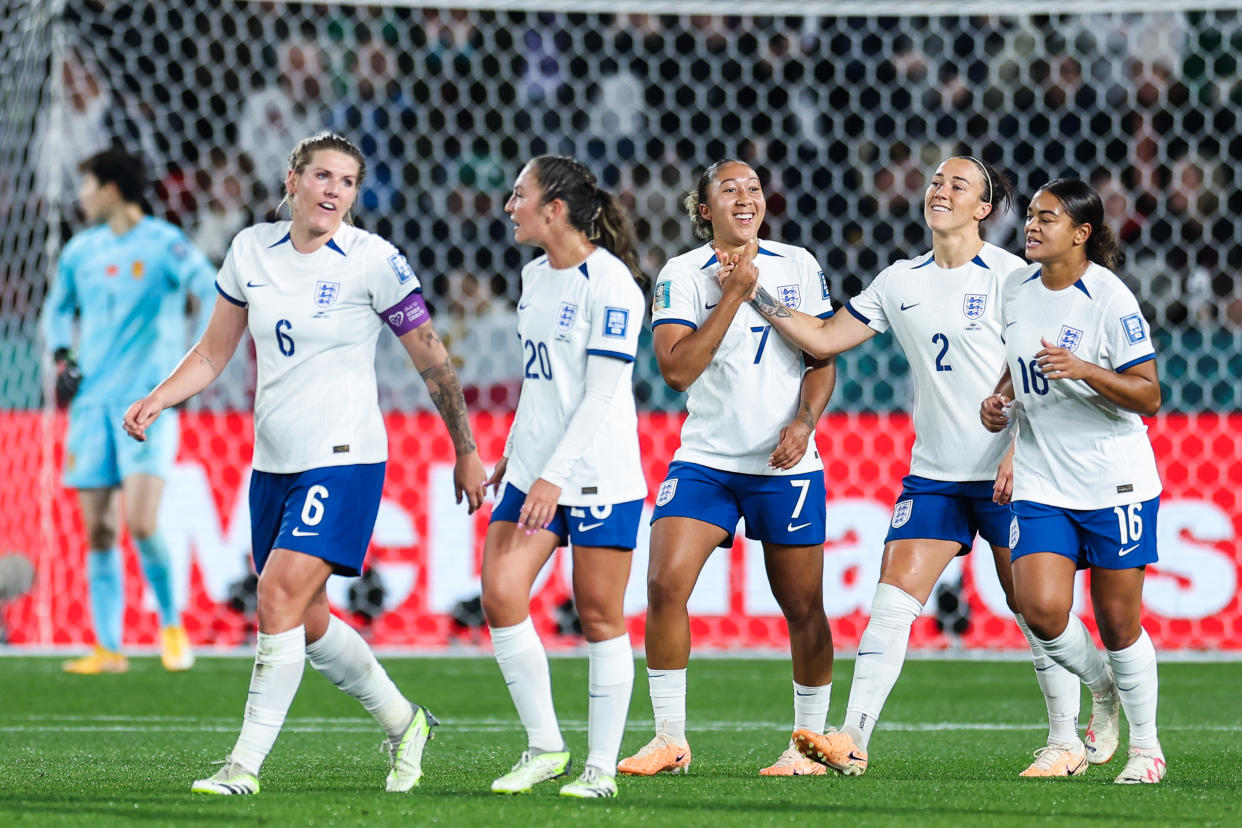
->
[2,411,1239,652]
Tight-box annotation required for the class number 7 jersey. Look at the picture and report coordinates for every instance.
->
[216,221,424,473]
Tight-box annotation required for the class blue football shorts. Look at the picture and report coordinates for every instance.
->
[885,475,1012,554]
[650,460,827,547]
[249,462,386,576]
[490,482,643,549]
[1010,496,1160,570]
[64,403,179,489]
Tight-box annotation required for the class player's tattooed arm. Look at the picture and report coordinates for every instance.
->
[420,359,477,454]
[750,285,792,319]
[404,323,477,455]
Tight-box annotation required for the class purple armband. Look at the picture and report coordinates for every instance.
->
[381,291,429,335]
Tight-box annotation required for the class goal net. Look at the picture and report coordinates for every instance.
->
[2,0,1239,652]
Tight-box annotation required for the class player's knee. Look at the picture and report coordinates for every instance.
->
[1020,601,1070,641]
[126,516,158,542]
[1093,607,1141,651]
[645,574,690,614]
[87,524,117,551]
[480,583,520,629]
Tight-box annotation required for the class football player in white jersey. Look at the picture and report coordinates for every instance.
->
[619,160,838,778]
[481,156,647,800]
[740,158,1111,778]
[124,133,488,795]
[981,178,1166,784]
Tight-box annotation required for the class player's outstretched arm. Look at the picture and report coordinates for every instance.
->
[124,296,247,442]
[400,320,487,513]
[745,285,875,359]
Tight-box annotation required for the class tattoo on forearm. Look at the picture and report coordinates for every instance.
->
[798,401,815,430]
[750,285,792,318]
[420,359,477,454]
[191,347,216,373]
[709,335,724,356]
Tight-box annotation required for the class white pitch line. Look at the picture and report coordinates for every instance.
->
[3,717,1240,734]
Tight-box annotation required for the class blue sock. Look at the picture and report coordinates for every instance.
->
[134,534,178,627]
[87,548,124,651]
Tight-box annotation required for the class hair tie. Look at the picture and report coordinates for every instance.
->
[964,155,993,204]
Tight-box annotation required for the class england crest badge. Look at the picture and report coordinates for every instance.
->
[1058,324,1084,352]
[656,478,678,507]
[891,499,912,528]
[556,302,579,333]
[962,293,986,320]
[315,280,341,308]
[778,284,801,308]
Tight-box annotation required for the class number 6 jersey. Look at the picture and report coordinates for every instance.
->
[216,221,423,473]
[503,247,647,507]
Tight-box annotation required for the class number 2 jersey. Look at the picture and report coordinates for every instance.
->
[651,240,833,476]
[503,247,647,507]
[1001,262,1161,509]
[847,242,1026,482]
[216,221,424,473]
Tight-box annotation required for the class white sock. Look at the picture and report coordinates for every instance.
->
[792,681,832,735]
[230,626,306,774]
[647,667,687,743]
[490,617,563,753]
[1015,613,1081,746]
[306,615,412,740]
[843,583,922,750]
[1108,629,1160,749]
[1036,613,1114,698]
[585,634,634,775]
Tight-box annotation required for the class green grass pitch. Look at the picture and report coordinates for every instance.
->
[2,654,1239,826]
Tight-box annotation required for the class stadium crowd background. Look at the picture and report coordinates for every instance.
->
[5,2,1241,413]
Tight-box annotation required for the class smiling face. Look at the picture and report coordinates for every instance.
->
[1024,189,1090,264]
[699,162,765,246]
[285,149,359,238]
[504,162,552,248]
[923,158,992,234]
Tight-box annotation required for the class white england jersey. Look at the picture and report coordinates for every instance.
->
[848,242,1026,481]
[216,221,423,473]
[651,241,832,475]
[503,247,647,506]
[1002,263,1162,509]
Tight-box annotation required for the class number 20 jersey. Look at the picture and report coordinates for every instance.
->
[216,221,422,473]
[503,247,647,507]
[847,242,1026,482]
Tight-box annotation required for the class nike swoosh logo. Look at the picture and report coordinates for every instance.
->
[848,751,866,761]
[675,753,687,762]
[705,302,719,309]
[518,302,531,310]
[900,302,919,311]
[1005,321,1018,329]
[1118,544,1139,556]
[787,521,811,532]
[795,690,816,696]
[291,527,319,537]
[857,651,882,657]
[1117,683,1138,692]
[1035,664,1055,672]
[246,280,268,287]
[577,521,604,532]
[589,693,607,698]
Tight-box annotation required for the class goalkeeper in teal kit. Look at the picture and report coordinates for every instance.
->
[40,148,216,674]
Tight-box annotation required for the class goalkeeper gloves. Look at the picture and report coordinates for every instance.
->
[53,347,82,408]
